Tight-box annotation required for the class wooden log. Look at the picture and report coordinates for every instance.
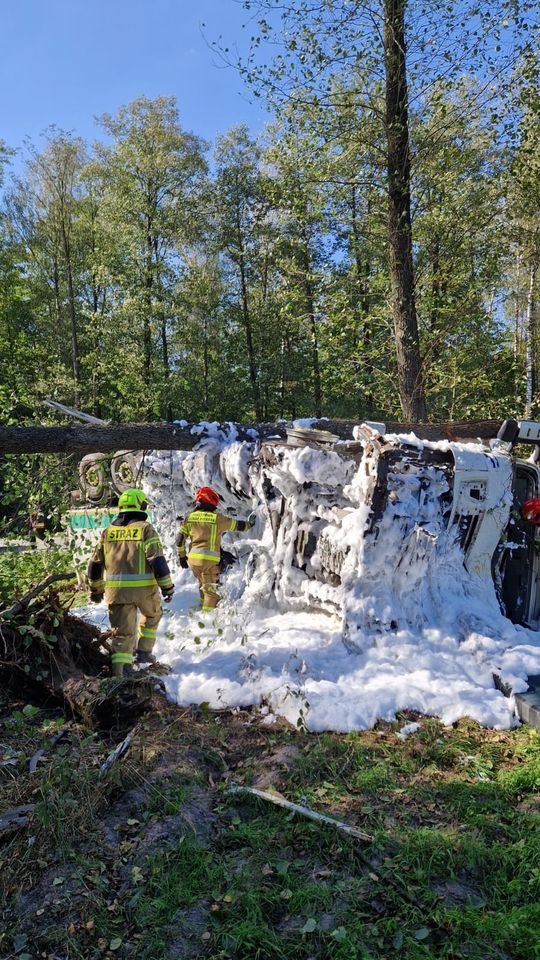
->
[384,420,503,442]
[0,419,504,455]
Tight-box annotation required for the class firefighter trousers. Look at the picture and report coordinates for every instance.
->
[188,559,220,611]
[108,590,162,673]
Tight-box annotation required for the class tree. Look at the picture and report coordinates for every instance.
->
[90,97,208,417]
[174,252,226,419]
[0,139,13,187]
[410,84,514,417]
[213,125,270,420]
[5,131,88,395]
[264,124,332,417]
[507,54,540,416]
[237,0,536,419]
[383,0,425,418]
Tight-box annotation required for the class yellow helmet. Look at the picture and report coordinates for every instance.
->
[117,488,148,512]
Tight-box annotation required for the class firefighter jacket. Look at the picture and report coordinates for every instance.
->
[87,515,173,604]
[29,511,45,532]
[177,508,251,565]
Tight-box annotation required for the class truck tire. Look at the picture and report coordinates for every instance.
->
[111,450,142,495]
[79,453,108,503]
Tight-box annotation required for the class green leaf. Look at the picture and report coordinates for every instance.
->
[414,927,430,940]
[22,704,39,717]
[301,918,317,934]
[331,927,347,942]
[109,938,122,950]
[392,929,404,948]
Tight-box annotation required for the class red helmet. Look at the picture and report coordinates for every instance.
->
[521,498,540,523]
[194,486,220,507]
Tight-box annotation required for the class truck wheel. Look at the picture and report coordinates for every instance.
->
[79,453,107,503]
[111,450,142,495]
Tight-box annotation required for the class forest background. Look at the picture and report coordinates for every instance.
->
[0,0,539,526]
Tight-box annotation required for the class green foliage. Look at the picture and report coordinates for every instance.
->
[0,545,73,606]
[1,74,536,437]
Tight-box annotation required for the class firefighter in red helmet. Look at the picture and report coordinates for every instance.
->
[521,498,540,524]
[177,486,255,612]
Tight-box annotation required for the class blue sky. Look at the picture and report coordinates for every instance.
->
[1,0,267,158]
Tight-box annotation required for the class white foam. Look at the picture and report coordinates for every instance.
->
[79,426,540,731]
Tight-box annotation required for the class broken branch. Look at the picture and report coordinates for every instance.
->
[1,572,76,619]
[226,783,373,842]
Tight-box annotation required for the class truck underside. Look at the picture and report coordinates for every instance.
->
[252,423,540,640]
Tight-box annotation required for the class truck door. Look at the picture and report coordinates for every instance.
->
[499,462,540,628]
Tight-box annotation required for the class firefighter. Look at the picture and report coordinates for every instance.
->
[28,506,46,544]
[521,498,540,523]
[177,486,255,612]
[86,488,174,677]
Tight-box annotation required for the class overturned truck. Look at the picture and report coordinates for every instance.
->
[251,420,540,642]
[68,416,540,643]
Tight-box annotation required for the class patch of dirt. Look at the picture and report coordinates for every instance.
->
[165,901,212,959]
[2,697,533,960]
[431,877,487,908]
[251,742,301,789]
[516,796,540,814]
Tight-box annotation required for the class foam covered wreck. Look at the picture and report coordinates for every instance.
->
[75,419,540,729]
[142,421,540,643]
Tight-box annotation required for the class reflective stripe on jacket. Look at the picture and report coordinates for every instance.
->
[177,510,240,564]
[87,520,172,604]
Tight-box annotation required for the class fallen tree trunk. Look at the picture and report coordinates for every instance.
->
[0,419,504,454]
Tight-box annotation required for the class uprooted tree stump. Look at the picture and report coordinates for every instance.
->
[0,581,163,730]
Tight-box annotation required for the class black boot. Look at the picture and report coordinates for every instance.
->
[135,650,157,665]
[111,661,134,678]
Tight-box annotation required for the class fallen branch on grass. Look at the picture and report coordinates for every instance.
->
[99,729,136,778]
[28,749,45,773]
[226,783,373,842]
[0,804,35,836]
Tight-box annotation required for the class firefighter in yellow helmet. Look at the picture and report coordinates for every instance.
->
[86,488,174,677]
[177,486,255,612]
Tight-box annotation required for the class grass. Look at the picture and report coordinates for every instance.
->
[0,699,538,960]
